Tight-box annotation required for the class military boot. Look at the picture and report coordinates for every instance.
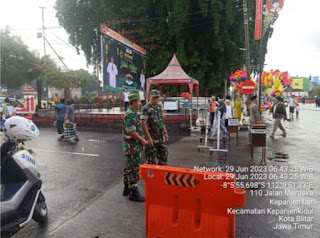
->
[123,184,130,196]
[129,189,145,202]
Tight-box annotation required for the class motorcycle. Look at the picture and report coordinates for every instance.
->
[1,116,48,236]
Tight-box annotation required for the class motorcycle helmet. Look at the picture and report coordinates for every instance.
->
[3,116,39,141]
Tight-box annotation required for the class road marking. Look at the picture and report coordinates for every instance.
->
[34,149,99,157]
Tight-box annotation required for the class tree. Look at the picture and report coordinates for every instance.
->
[48,69,96,99]
[311,85,320,97]
[55,0,276,95]
[1,28,38,89]
[28,55,60,106]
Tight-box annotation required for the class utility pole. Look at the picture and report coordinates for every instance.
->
[258,6,265,111]
[40,6,49,108]
[243,0,251,116]
[243,0,251,77]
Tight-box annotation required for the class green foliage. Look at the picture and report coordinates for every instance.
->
[91,96,98,103]
[77,96,91,104]
[55,0,275,95]
[1,28,38,89]
[311,85,320,97]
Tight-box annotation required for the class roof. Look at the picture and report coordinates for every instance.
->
[283,87,304,92]
[23,87,37,95]
[147,54,198,84]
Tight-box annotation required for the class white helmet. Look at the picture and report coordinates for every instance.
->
[3,116,39,141]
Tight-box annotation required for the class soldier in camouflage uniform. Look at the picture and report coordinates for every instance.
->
[141,90,169,165]
[123,93,148,202]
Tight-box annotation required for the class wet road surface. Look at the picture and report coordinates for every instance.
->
[10,103,319,238]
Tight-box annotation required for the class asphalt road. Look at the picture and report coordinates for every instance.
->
[9,103,320,238]
[11,128,125,238]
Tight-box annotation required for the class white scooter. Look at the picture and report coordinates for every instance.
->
[1,116,47,236]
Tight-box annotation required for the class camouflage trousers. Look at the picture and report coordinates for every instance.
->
[123,152,141,191]
[145,143,168,165]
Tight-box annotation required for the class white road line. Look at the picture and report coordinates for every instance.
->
[34,149,99,157]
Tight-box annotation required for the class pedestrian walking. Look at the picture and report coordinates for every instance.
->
[208,96,218,126]
[316,96,320,107]
[225,99,233,130]
[296,103,300,118]
[211,99,228,138]
[249,95,261,125]
[124,88,130,111]
[55,98,66,139]
[288,95,295,118]
[234,95,243,123]
[141,89,169,165]
[53,93,60,106]
[63,99,79,141]
[122,93,148,202]
[0,97,16,129]
[269,96,288,139]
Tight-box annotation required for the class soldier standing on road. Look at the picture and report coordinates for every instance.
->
[123,93,148,202]
[269,96,288,139]
[141,90,169,165]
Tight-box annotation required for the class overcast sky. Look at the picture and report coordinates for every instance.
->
[0,0,91,72]
[1,0,319,77]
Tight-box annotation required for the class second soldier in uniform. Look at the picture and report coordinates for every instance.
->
[141,90,169,165]
[123,93,148,202]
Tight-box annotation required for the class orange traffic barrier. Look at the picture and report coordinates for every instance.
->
[140,164,246,238]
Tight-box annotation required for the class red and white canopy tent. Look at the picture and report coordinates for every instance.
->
[146,54,199,104]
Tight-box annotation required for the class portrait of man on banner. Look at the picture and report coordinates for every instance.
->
[107,56,118,88]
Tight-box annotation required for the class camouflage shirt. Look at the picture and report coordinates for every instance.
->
[123,107,143,155]
[140,103,164,144]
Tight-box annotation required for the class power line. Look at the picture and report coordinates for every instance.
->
[44,37,70,71]
[1,4,242,32]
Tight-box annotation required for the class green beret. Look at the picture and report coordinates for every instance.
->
[150,89,160,97]
[129,93,140,102]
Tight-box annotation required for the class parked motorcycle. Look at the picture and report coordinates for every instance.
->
[1,116,48,236]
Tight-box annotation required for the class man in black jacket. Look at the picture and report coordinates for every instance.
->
[269,96,288,139]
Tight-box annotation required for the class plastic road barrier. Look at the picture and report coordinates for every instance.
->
[140,164,246,238]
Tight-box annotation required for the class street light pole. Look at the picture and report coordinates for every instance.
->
[96,57,101,106]
[243,0,251,78]
[40,6,49,108]
[258,6,265,111]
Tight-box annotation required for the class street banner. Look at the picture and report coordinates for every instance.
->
[255,0,263,40]
[100,24,146,92]
[267,0,284,13]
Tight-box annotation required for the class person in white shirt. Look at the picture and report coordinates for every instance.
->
[139,88,146,106]
[124,88,130,111]
[140,69,146,90]
[107,56,118,88]
[295,103,300,118]
[288,95,295,118]
[225,99,233,130]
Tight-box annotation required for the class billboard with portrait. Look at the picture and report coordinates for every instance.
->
[100,24,146,92]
